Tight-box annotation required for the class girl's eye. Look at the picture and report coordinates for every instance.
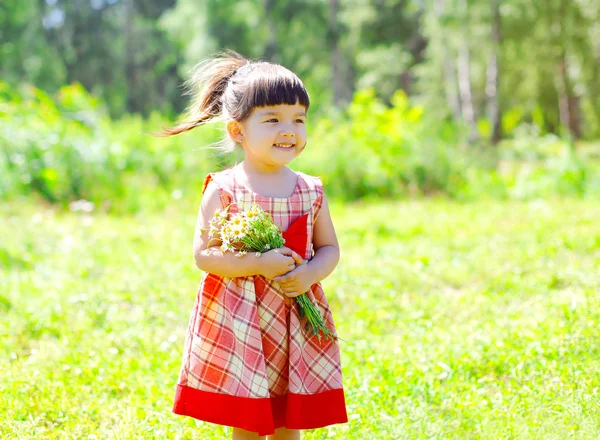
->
[264,118,304,123]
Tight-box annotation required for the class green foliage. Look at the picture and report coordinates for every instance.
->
[0,81,224,214]
[0,0,67,90]
[3,0,600,140]
[497,125,599,199]
[294,88,469,200]
[1,0,183,118]
[1,82,101,203]
[1,82,597,214]
[295,88,597,202]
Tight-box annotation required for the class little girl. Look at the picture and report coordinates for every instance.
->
[159,50,348,440]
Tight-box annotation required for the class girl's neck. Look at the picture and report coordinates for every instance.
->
[238,159,287,177]
[234,160,298,199]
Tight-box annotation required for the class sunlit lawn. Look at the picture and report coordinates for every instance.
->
[2,196,600,439]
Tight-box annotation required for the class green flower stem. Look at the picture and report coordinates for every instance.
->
[295,293,339,342]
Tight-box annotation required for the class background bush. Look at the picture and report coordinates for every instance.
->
[1,82,598,214]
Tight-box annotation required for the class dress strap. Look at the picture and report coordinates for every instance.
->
[202,170,235,209]
[298,172,325,221]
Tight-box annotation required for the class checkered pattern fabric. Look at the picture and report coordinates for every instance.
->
[172,166,347,435]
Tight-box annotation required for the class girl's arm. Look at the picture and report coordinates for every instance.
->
[193,181,301,278]
[305,194,340,283]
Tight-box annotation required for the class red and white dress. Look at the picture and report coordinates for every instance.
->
[172,166,348,436]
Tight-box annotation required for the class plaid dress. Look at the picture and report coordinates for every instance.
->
[172,166,348,436]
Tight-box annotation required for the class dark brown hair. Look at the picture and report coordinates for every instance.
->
[154,49,310,151]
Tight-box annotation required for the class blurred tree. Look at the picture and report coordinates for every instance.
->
[160,0,342,111]
[486,0,501,143]
[341,0,425,102]
[417,0,600,140]
[328,0,348,105]
[0,1,66,90]
[455,0,478,142]
[2,0,183,118]
[504,0,596,139]
[3,0,600,140]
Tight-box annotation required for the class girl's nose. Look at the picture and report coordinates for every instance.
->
[279,120,297,135]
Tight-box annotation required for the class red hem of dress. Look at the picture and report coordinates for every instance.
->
[172,384,348,436]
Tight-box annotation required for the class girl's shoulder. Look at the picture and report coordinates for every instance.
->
[296,172,324,219]
[201,167,236,196]
[296,171,323,193]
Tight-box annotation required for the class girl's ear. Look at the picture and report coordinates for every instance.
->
[226,120,244,143]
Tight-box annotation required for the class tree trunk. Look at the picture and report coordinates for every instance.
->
[557,53,582,139]
[457,45,478,142]
[588,56,600,136]
[556,0,581,139]
[457,0,478,142]
[434,0,462,121]
[328,0,344,106]
[403,32,428,96]
[124,0,137,113]
[486,0,502,144]
[264,0,279,62]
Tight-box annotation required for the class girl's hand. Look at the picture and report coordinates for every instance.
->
[273,259,315,298]
[259,247,304,280]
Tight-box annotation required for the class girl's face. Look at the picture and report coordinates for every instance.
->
[236,102,307,168]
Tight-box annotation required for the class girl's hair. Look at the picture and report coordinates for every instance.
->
[154,49,310,154]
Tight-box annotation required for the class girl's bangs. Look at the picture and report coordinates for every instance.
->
[247,70,310,112]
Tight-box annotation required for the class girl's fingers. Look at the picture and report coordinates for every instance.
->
[281,274,296,283]
[291,252,304,265]
[281,248,304,265]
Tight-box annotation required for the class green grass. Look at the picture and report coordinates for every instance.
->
[2,196,600,439]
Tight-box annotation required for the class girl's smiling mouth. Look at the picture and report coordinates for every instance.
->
[273,143,295,150]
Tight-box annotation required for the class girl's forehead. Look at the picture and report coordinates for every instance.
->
[252,103,307,116]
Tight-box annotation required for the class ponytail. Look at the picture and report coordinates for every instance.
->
[153,50,249,137]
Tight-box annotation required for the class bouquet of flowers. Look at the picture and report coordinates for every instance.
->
[204,203,337,341]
